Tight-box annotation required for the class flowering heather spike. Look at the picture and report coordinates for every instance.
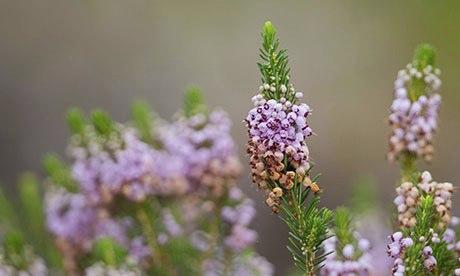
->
[387,45,460,275]
[247,21,313,210]
[390,178,458,274]
[160,100,241,198]
[246,21,331,275]
[387,44,441,164]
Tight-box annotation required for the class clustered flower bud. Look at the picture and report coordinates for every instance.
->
[418,171,454,228]
[394,182,419,228]
[160,110,242,198]
[394,171,454,228]
[45,187,148,270]
[443,216,460,252]
[386,232,414,276]
[71,127,188,204]
[422,246,437,271]
[388,63,441,162]
[245,87,314,212]
[321,233,373,275]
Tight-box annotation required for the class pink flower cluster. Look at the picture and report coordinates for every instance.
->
[386,232,414,276]
[70,127,188,204]
[245,92,314,212]
[321,234,373,275]
[394,171,454,228]
[159,109,242,198]
[388,63,441,162]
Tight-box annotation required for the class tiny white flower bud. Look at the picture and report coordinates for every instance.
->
[280,84,287,93]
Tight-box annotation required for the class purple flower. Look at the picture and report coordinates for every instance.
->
[224,225,258,252]
[159,109,241,198]
[45,188,96,249]
[388,64,441,162]
[246,92,313,212]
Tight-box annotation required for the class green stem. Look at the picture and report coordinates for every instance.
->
[287,189,313,276]
[400,153,417,182]
[136,206,177,276]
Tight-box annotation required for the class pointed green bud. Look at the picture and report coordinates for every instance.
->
[334,207,354,246]
[91,109,114,136]
[413,43,436,70]
[262,21,276,44]
[42,154,78,192]
[3,231,28,269]
[66,108,86,135]
[258,21,293,101]
[184,86,207,117]
[131,100,154,143]
[91,237,128,266]
[3,231,25,254]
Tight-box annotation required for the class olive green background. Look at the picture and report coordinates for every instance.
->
[1,1,460,274]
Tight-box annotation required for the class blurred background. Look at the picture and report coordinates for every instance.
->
[1,1,460,274]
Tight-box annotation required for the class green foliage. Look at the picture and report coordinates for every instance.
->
[18,173,44,243]
[42,154,78,192]
[162,237,201,276]
[400,154,419,182]
[432,242,457,275]
[333,207,354,250]
[91,238,128,267]
[403,196,444,274]
[66,107,86,135]
[91,109,115,136]
[131,100,156,145]
[184,86,207,117]
[2,231,28,270]
[18,173,62,268]
[281,186,333,274]
[410,196,435,238]
[258,21,293,101]
[413,43,436,70]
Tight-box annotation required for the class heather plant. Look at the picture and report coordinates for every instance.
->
[0,89,272,275]
[2,21,460,276]
[245,21,333,275]
[386,44,460,275]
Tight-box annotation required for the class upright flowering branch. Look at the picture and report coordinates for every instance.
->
[387,45,460,275]
[160,88,272,275]
[245,21,332,275]
[387,44,441,181]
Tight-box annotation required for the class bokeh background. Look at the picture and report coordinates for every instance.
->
[1,1,460,274]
